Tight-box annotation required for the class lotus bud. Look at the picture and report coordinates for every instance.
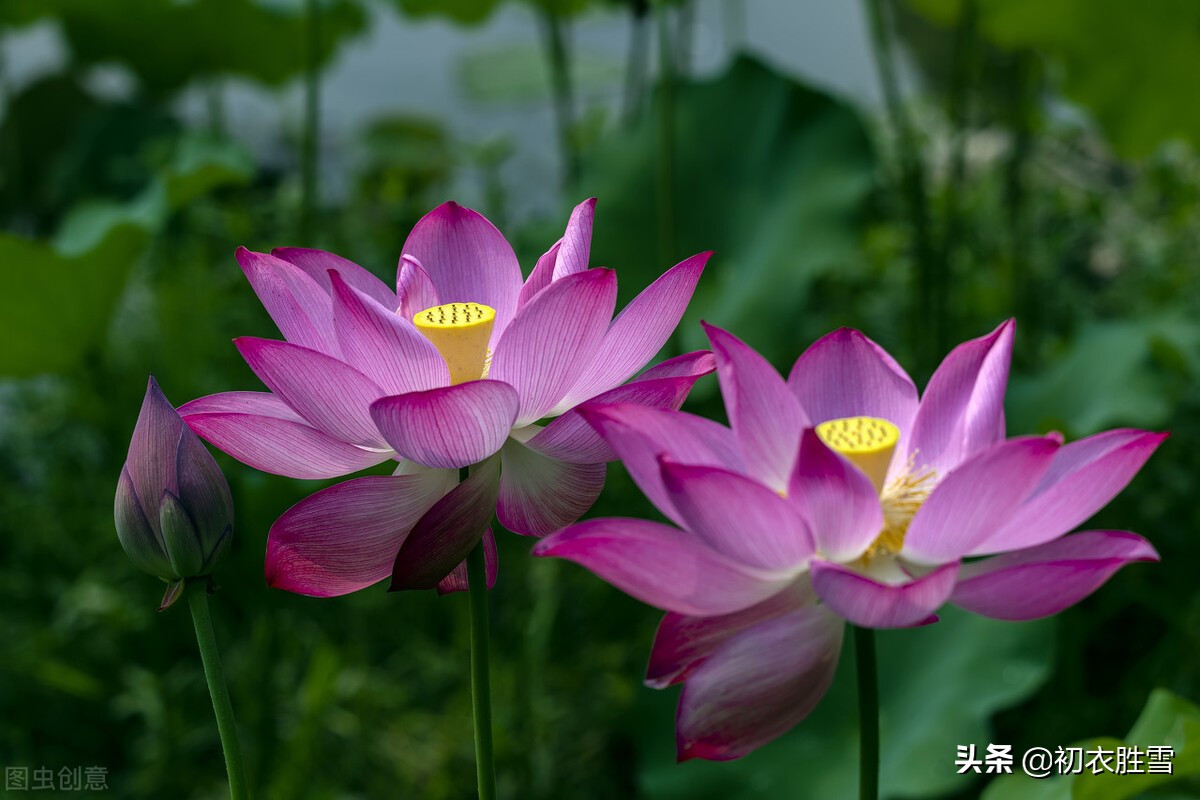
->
[115,377,234,608]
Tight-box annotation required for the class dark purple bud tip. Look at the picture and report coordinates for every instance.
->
[115,376,234,587]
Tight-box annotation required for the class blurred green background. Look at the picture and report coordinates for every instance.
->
[2,0,1199,797]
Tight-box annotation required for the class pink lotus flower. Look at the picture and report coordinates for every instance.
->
[179,199,712,596]
[534,320,1164,761]
[116,376,234,608]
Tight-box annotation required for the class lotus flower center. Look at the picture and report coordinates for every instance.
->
[815,416,899,493]
[413,302,496,385]
[816,416,936,560]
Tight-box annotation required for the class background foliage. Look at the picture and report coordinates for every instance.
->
[1,0,1198,797]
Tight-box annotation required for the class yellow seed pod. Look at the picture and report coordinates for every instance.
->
[815,416,900,494]
[412,302,496,385]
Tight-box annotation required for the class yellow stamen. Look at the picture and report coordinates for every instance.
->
[815,416,900,494]
[412,302,495,385]
[867,453,937,559]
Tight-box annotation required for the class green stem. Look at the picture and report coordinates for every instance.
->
[207,80,227,137]
[465,467,496,799]
[1004,51,1037,351]
[942,0,978,335]
[855,627,879,800]
[300,0,321,240]
[864,0,938,376]
[655,1,677,269]
[621,0,651,125]
[538,0,579,187]
[723,0,746,53]
[187,583,250,800]
[0,25,23,220]
[674,0,696,73]
[524,559,560,796]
